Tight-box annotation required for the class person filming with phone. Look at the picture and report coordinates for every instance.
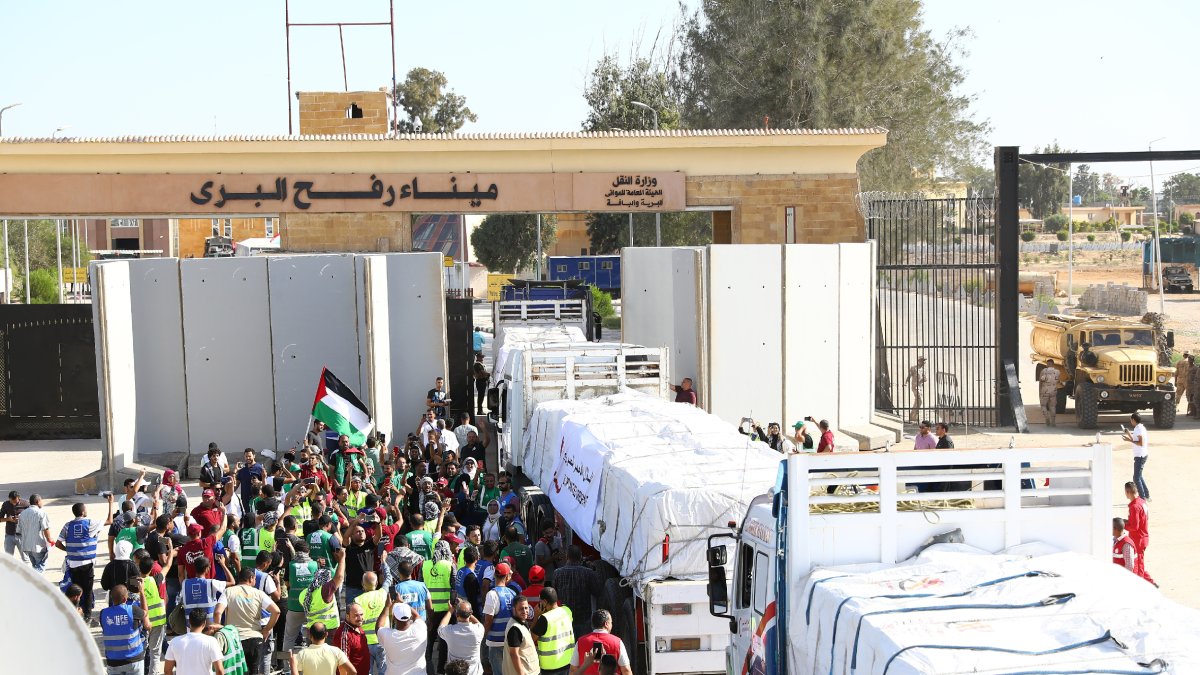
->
[569,609,630,675]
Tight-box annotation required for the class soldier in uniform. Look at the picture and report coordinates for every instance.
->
[903,356,926,423]
[1039,359,1062,427]
[1175,352,1191,410]
[1190,356,1200,418]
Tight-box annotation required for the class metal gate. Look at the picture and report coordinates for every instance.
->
[0,304,99,439]
[858,194,1000,427]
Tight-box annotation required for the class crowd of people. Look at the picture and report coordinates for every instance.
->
[4,379,632,675]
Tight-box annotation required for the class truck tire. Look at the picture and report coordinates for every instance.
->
[1154,400,1177,429]
[1055,387,1068,414]
[1076,381,1099,429]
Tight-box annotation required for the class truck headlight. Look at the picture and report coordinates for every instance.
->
[1158,375,1167,383]
[1096,376,1105,384]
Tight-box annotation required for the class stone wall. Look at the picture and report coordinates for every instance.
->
[297,91,389,136]
[686,173,863,244]
[1078,282,1147,316]
[280,212,412,253]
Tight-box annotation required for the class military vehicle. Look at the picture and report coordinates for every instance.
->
[1030,314,1176,428]
[1162,265,1193,293]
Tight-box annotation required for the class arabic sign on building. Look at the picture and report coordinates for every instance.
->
[0,172,685,216]
[548,422,606,544]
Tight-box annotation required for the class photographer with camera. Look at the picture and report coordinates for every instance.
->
[792,417,820,452]
[570,609,631,675]
[738,419,795,454]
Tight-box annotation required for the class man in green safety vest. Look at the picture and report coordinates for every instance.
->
[423,539,456,673]
[355,571,389,675]
[532,587,574,675]
[138,556,167,675]
[299,548,346,634]
[283,539,319,652]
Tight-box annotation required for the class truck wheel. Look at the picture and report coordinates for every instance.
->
[1055,387,1068,414]
[1076,381,1099,429]
[1154,400,1177,429]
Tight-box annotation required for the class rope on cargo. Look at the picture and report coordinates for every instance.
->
[804,574,852,625]
[823,571,1059,675]
[809,472,977,520]
[880,629,1122,674]
[986,658,1169,675]
[848,593,1077,670]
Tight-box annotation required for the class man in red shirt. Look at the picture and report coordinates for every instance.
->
[190,489,225,535]
[178,520,226,580]
[330,602,371,675]
[817,419,835,453]
[669,378,697,405]
[1125,482,1157,586]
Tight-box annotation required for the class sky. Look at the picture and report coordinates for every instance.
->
[2,0,1198,185]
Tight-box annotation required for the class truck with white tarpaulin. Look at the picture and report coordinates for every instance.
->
[706,447,1200,674]
[519,390,781,675]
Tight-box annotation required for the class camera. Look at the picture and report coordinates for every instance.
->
[99,490,113,499]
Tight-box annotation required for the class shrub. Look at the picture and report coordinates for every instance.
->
[1020,231,1036,242]
[1043,214,1068,233]
[1086,234,1096,242]
[590,285,615,318]
[601,315,621,331]
[27,269,58,304]
[1056,232,1068,242]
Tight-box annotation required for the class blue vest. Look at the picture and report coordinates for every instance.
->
[100,603,145,662]
[475,559,494,584]
[63,518,98,565]
[181,577,219,621]
[254,570,273,623]
[393,580,429,621]
[486,586,516,643]
[454,566,474,600]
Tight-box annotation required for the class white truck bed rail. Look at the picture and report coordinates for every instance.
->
[523,345,669,398]
[495,298,588,323]
[787,446,1112,571]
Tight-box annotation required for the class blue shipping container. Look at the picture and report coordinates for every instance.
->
[548,255,621,294]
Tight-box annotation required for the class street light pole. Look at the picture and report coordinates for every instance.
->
[1,219,7,303]
[1067,164,1074,304]
[630,101,659,130]
[23,220,29,304]
[56,219,63,303]
[535,213,542,280]
[0,102,22,136]
[1149,137,1166,315]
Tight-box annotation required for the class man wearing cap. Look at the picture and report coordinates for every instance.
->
[178,517,227,580]
[190,489,226,536]
[376,597,427,675]
[791,418,818,452]
[521,566,546,602]
[483,563,519,675]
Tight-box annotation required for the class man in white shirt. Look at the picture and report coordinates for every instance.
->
[16,493,53,571]
[165,607,226,675]
[454,413,479,450]
[438,601,485,675]
[376,598,426,675]
[1121,412,1151,500]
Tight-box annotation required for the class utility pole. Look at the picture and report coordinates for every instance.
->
[628,213,634,248]
[1149,138,1166,315]
[56,219,63,303]
[535,213,542,280]
[23,220,29,304]
[1,219,7,303]
[655,212,661,247]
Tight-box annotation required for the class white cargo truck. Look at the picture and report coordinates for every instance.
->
[706,447,1200,674]
[521,391,782,675]
[490,331,669,473]
[491,291,593,359]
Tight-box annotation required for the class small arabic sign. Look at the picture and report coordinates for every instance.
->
[602,174,667,209]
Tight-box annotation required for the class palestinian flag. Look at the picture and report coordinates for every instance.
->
[311,368,373,446]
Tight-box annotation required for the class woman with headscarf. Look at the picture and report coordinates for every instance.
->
[481,500,502,543]
[156,469,185,506]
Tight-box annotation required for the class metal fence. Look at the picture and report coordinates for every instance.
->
[858,193,1000,427]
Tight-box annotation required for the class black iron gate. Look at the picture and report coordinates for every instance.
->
[859,194,1001,427]
[0,304,99,439]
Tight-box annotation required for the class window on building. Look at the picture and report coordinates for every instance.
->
[111,217,138,229]
[556,265,567,273]
[346,103,363,119]
[222,219,232,237]
[600,260,614,270]
[265,217,274,237]
[211,218,220,237]
[578,262,591,271]
[580,248,588,255]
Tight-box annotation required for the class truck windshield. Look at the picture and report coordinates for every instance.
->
[1124,330,1154,346]
[1090,330,1122,346]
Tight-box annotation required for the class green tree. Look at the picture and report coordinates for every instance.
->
[1161,173,1200,203]
[585,211,711,254]
[583,52,681,131]
[470,214,557,274]
[591,285,615,318]
[393,67,477,133]
[960,164,996,198]
[7,219,90,300]
[1131,186,1151,206]
[675,0,987,190]
[1018,143,1070,218]
[1042,213,1068,233]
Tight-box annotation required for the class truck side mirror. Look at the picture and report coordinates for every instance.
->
[1167,332,1175,349]
[707,545,727,567]
[707,566,730,617]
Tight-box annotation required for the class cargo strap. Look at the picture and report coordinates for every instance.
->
[881,629,1131,674]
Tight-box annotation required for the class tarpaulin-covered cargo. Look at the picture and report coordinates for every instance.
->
[523,390,780,584]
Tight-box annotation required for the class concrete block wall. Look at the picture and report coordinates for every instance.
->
[1078,282,1147,316]
[686,174,863,244]
[91,253,446,465]
[281,212,412,253]
[298,91,390,135]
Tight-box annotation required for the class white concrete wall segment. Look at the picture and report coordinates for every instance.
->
[0,554,104,674]
[783,245,839,427]
[384,252,448,427]
[358,255,394,442]
[126,258,189,457]
[268,254,361,452]
[180,257,276,456]
[620,247,705,399]
[708,245,784,426]
[837,243,874,426]
[91,261,136,473]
